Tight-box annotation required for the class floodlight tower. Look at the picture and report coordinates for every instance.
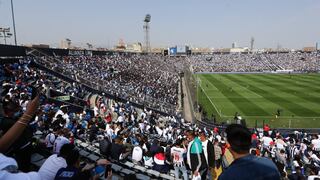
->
[66,38,71,49]
[0,28,12,44]
[250,37,255,53]
[143,14,151,53]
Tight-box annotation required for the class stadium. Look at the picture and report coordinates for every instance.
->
[1,1,320,180]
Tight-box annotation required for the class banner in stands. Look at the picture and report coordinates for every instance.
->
[177,46,186,53]
[69,50,85,56]
[169,47,177,55]
[55,95,70,101]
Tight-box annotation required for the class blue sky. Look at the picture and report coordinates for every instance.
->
[0,0,319,49]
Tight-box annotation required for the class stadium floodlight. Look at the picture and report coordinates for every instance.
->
[250,37,254,53]
[0,27,12,45]
[144,14,151,22]
[143,14,151,53]
[65,38,71,49]
[11,0,17,45]
[86,43,93,49]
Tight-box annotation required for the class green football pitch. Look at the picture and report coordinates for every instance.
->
[196,73,320,128]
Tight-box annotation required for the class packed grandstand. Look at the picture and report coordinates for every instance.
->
[1,44,320,180]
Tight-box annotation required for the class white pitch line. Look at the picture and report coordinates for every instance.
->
[222,76,263,98]
[198,78,223,117]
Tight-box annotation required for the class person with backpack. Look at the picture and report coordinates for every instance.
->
[45,129,57,152]
[99,136,112,159]
[132,141,144,165]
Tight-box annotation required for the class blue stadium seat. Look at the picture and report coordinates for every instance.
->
[87,154,99,162]
[120,168,135,176]
[123,161,135,168]
[132,165,147,172]
[146,169,160,177]
[79,150,90,157]
[111,164,123,173]
[136,173,151,180]
[160,173,175,180]
[80,142,90,148]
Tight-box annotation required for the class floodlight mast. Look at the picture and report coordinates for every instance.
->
[0,28,12,45]
[250,37,255,53]
[11,0,17,45]
[143,14,151,53]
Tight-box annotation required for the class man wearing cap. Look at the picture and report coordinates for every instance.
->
[218,124,280,180]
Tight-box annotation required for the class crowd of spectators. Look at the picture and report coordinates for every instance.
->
[1,55,320,180]
[35,55,186,114]
[189,52,320,73]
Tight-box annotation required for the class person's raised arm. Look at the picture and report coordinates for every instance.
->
[0,96,39,153]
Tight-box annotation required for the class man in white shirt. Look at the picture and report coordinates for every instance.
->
[53,107,70,127]
[105,124,114,138]
[132,142,143,165]
[0,153,41,180]
[45,131,56,151]
[117,115,124,123]
[139,121,145,133]
[261,135,273,157]
[275,136,286,150]
[199,131,215,180]
[311,135,320,151]
[38,144,74,180]
[53,129,70,154]
[171,139,188,180]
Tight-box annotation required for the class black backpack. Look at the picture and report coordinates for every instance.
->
[99,137,112,157]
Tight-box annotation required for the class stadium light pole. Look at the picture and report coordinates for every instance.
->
[0,28,12,45]
[11,0,17,45]
[143,14,151,53]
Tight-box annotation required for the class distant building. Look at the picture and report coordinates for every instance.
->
[114,39,126,51]
[192,47,212,54]
[302,47,316,52]
[151,47,164,54]
[60,39,71,49]
[25,44,50,48]
[230,47,249,53]
[126,43,142,52]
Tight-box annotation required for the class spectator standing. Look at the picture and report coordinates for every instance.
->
[199,131,215,179]
[213,138,223,169]
[53,129,70,154]
[186,130,207,180]
[45,129,57,152]
[171,139,188,180]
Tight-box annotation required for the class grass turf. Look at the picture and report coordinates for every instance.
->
[196,73,320,128]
